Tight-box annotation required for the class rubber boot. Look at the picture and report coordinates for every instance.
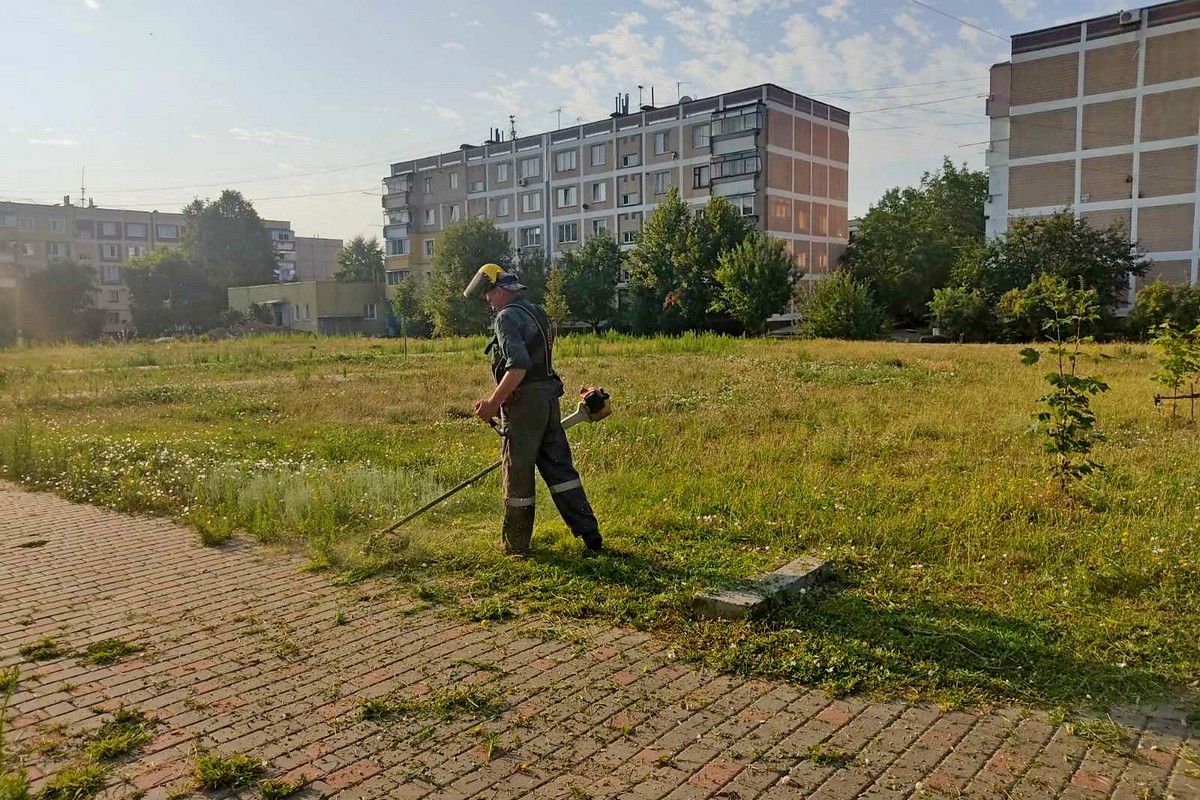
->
[502,506,535,557]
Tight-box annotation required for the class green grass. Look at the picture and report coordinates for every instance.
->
[1,334,1198,710]
[191,750,264,791]
[37,761,106,800]
[18,638,66,662]
[86,708,159,760]
[358,686,504,722]
[258,775,307,800]
[79,639,142,666]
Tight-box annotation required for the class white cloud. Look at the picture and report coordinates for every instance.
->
[229,127,309,145]
[8,127,27,134]
[468,19,482,27]
[188,133,210,139]
[535,12,559,29]
[83,0,100,9]
[434,107,463,122]
[894,11,928,41]
[641,0,677,8]
[818,0,851,23]
[28,138,79,146]
[999,0,1035,20]
[442,41,465,51]
[958,24,982,47]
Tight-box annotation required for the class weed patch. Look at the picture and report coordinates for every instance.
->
[86,708,160,760]
[192,750,265,791]
[79,639,142,666]
[259,774,308,800]
[804,742,853,767]
[19,637,66,661]
[37,761,106,800]
[358,686,504,722]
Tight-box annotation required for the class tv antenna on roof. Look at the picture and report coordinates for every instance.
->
[548,106,563,129]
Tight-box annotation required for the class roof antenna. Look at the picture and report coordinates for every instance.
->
[80,166,86,207]
[509,114,517,140]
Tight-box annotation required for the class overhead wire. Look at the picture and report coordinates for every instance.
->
[903,0,1010,43]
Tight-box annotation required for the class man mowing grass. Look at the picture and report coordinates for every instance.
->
[464,263,603,557]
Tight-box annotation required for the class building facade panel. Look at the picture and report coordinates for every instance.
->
[766,152,793,191]
[1009,161,1076,208]
[1137,203,1196,251]
[1139,145,1198,196]
[1081,98,1136,149]
[1081,153,1134,202]
[1143,259,1192,284]
[1143,27,1200,85]
[1081,208,1132,231]
[1011,53,1079,105]
[1083,41,1139,94]
[1140,86,1200,140]
[1009,108,1078,157]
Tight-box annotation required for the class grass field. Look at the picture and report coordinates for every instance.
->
[1,333,1197,711]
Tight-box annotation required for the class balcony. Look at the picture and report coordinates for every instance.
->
[711,106,762,137]
[382,192,410,211]
[384,223,410,239]
[384,175,412,194]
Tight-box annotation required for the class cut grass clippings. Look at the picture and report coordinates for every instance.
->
[358,686,505,722]
[2,334,1198,711]
[18,638,66,662]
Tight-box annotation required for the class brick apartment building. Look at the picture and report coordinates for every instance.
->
[986,0,1200,295]
[381,83,850,299]
[0,199,335,337]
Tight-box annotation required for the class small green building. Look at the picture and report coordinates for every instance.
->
[228,281,389,336]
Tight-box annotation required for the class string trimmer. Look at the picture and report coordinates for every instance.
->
[365,387,612,551]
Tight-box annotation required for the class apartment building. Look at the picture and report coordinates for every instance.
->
[0,199,294,336]
[986,0,1200,293]
[381,83,850,295]
[291,236,344,282]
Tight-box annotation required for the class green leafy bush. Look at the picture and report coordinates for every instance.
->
[799,272,888,340]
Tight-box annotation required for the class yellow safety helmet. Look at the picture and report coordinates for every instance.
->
[463,263,526,298]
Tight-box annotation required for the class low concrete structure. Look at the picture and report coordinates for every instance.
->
[693,555,831,619]
[228,281,388,336]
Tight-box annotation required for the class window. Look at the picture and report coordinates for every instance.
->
[48,242,69,258]
[102,265,121,283]
[496,197,510,217]
[555,150,577,172]
[423,176,432,193]
[692,123,711,149]
[155,224,178,239]
[591,144,606,166]
[127,245,146,259]
[424,208,436,226]
[126,223,147,239]
[423,240,435,257]
[292,305,300,323]
[621,152,640,168]
[449,173,459,190]
[591,182,607,203]
[591,218,608,238]
[622,230,637,244]
[519,157,540,179]
[99,222,119,238]
[712,151,761,180]
[519,226,542,248]
[273,230,292,241]
[108,290,119,303]
[75,220,94,239]
[653,171,671,195]
[470,179,485,193]
[18,218,34,233]
[770,198,790,221]
[521,192,541,213]
[497,163,510,182]
[620,191,639,207]
[654,131,670,155]
[305,305,311,320]
[387,238,409,256]
[693,165,711,188]
[732,195,756,216]
[0,213,14,227]
[49,218,66,233]
[556,186,578,208]
[364,303,377,320]
[450,204,461,222]
[556,222,578,244]
[18,242,34,256]
[101,244,121,261]
[105,311,120,325]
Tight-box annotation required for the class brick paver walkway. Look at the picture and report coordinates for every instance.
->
[1,483,1196,799]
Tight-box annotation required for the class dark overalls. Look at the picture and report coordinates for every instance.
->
[488,298,600,555]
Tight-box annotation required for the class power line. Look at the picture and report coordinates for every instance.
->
[853,91,986,115]
[904,0,1009,43]
[814,76,987,97]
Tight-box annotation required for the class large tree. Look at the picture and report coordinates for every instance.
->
[711,231,798,335]
[22,259,104,341]
[390,274,432,338]
[515,249,550,306]
[182,190,277,288]
[335,236,385,283]
[124,248,226,336]
[558,235,622,333]
[955,211,1148,314]
[626,188,693,334]
[422,217,513,336]
[681,196,754,328]
[844,158,988,326]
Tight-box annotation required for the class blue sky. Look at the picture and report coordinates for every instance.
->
[1,0,1119,241]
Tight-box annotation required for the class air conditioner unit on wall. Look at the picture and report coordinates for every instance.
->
[517,178,528,186]
[1118,8,1142,25]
